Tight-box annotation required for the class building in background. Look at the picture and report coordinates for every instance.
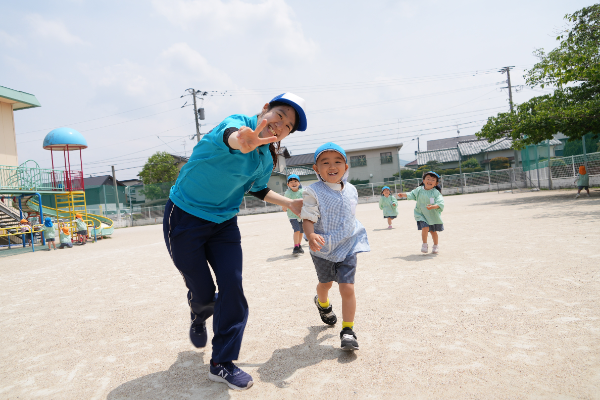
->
[427,135,477,151]
[0,86,41,166]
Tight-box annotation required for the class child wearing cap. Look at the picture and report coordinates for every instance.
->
[164,93,307,390]
[58,226,73,249]
[281,174,305,256]
[397,171,445,254]
[575,166,590,198]
[19,219,32,247]
[74,214,88,245]
[379,186,398,229]
[43,217,57,251]
[301,142,370,351]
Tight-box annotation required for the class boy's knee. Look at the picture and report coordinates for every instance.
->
[339,283,355,297]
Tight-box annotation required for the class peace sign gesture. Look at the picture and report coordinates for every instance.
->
[233,119,279,154]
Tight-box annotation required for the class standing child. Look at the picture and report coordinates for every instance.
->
[575,166,590,198]
[43,217,57,251]
[74,214,88,245]
[379,186,398,229]
[397,171,444,254]
[301,142,370,351]
[281,174,305,256]
[19,219,32,247]
[58,226,73,249]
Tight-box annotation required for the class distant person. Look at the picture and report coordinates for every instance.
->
[575,166,590,198]
[74,214,88,245]
[378,186,398,229]
[19,219,32,247]
[43,217,57,251]
[58,226,73,249]
[163,93,307,391]
[281,174,305,256]
[397,171,445,254]
[301,142,370,351]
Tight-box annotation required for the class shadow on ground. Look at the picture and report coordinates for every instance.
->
[253,325,357,388]
[391,254,436,262]
[107,351,231,400]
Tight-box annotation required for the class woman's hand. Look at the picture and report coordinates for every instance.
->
[308,233,325,252]
[235,119,279,153]
[288,199,303,217]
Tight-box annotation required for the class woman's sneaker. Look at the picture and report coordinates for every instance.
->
[314,295,337,325]
[421,243,428,253]
[208,360,253,390]
[340,327,359,350]
[189,321,208,348]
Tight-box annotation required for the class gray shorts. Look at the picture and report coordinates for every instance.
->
[417,221,444,232]
[77,230,87,235]
[311,253,357,284]
[289,219,303,233]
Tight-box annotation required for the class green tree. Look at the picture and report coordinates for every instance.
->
[462,157,480,168]
[477,5,600,148]
[138,152,179,201]
[490,157,510,170]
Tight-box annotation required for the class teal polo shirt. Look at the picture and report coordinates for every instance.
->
[169,114,273,224]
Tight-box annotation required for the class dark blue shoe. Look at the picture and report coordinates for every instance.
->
[189,322,207,348]
[208,360,254,390]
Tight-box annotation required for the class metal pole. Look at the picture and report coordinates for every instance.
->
[189,88,201,142]
[582,135,588,170]
[458,146,464,194]
[371,183,374,197]
[535,146,540,189]
[111,166,120,222]
[572,156,576,178]
[488,170,491,191]
[36,193,45,246]
[547,140,552,189]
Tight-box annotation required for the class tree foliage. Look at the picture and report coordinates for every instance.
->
[462,157,480,168]
[477,5,600,148]
[138,152,179,200]
[490,157,510,170]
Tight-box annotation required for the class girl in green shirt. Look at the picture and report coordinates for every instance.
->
[281,174,305,256]
[379,186,398,229]
[43,217,57,251]
[397,171,445,254]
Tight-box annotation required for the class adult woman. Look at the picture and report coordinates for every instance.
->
[163,93,307,390]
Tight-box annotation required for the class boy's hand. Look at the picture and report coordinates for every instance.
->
[426,204,439,210]
[397,193,407,198]
[308,233,325,252]
[288,199,303,217]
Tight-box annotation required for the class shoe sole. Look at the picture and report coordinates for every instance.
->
[208,372,253,390]
[341,344,359,351]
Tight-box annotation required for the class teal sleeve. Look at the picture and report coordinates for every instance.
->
[379,196,384,209]
[434,190,444,212]
[249,151,274,192]
[406,187,419,201]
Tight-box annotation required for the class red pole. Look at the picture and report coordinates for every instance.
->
[63,148,68,190]
[66,145,72,191]
[79,148,84,190]
[51,148,56,189]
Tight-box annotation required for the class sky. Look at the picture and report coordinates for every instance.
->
[2,0,594,179]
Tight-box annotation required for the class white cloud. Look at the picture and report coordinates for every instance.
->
[152,0,317,62]
[26,14,87,45]
[0,30,21,47]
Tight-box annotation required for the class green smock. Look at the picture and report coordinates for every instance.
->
[284,188,304,220]
[406,186,444,225]
[379,195,398,217]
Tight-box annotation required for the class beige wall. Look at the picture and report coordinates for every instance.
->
[0,102,18,166]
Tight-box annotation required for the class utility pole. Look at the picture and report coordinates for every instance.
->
[111,165,120,222]
[499,66,521,170]
[184,88,207,142]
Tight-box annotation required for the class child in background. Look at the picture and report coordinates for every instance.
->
[301,142,370,351]
[43,217,57,251]
[379,186,398,229]
[397,171,444,254]
[58,226,73,249]
[74,213,88,245]
[281,174,305,256]
[575,166,590,198]
[19,219,32,247]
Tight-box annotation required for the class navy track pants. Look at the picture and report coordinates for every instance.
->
[163,199,248,363]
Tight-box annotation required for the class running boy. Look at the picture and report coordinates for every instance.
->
[43,217,57,251]
[281,174,304,256]
[379,186,398,229]
[397,171,444,254]
[575,166,590,198]
[301,142,370,350]
[74,214,87,245]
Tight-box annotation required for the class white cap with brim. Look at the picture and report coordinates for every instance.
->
[270,93,307,132]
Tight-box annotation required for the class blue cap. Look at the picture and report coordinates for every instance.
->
[287,174,300,182]
[269,93,307,132]
[44,217,53,227]
[424,171,440,179]
[381,186,391,193]
[314,142,347,164]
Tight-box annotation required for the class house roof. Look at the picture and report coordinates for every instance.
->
[417,147,460,165]
[428,135,477,151]
[457,138,499,156]
[0,86,42,111]
[84,175,126,187]
[406,159,418,166]
[170,154,189,163]
[286,153,314,166]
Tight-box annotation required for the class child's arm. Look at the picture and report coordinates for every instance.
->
[391,196,397,207]
[427,191,445,211]
[303,220,325,252]
[378,196,384,209]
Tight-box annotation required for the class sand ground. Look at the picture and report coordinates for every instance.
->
[1,189,599,399]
